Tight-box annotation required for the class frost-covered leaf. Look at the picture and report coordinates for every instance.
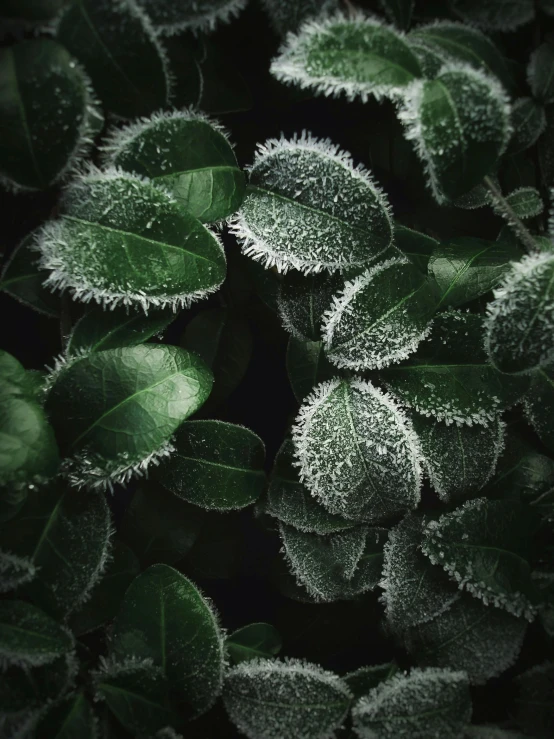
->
[0,233,61,317]
[382,310,529,426]
[351,667,472,738]
[266,438,355,535]
[502,187,544,219]
[507,98,547,155]
[413,414,505,503]
[408,21,515,92]
[514,662,554,739]
[181,308,252,411]
[0,0,67,21]
[270,12,422,102]
[261,0,338,35]
[69,541,140,637]
[406,593,527,684]
[111,564,224,718]
[223,657,352,739]
[0,39,99,193]
[45,344,212,491]
[344,663,398,698]
[380,513,460,634]
[135,0,248,33]
[394,224,438,272]
[280,522,387,602]
[286,337,336,403]
[0,551,36,593]
[525,366,554,453]
[448,0,534,31]
[102,110,245,224]
[0,600,74,669]
[421,497,539,619]
[529,43,554,105]
[0,484,111,619]
[38,170,226,312]
[33,693,97,739]
[278,270,341,341]
[66,306,175,357]
[379,0,414,30]
[231,133,393,274]
[226,623,282,664]
[452,181,493,210]
[157,420,266,511]
[119,484,204,567]
[292,377,422,522]
[398,63,511,203]
[428,236,523,309]
[56,0,171,119]
[485,253,554,374]
[95,658,182,737]
[322,257,436,371]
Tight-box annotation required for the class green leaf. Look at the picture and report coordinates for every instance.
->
[507,98,547,154]
[525,366,554,453]
[428,236,524,309]
[0,0,68,21]
[0,233,61,317]
[157,420,266,511]
[181,308,252,411]
[38,170,226,312]
[413,414,505,503]
[286,337,336,403]
[322,257,436,371]
[529,43,554,105]
[34,692,97,739]
[66,306,175,357]
[344,663,398,699]
[379,0,414,30]
[0,484,111,619]
[394,223,439,272]
[0,600,74,669]
[270,12,422,102]
[69,541,140,637]
[0,550,36,593]
[135,0,248,33]
[111,564,224,717]
[382,310,529,426]
[55,0,171,119]
[292,377,422,522]
[266,438,356,534]
[231,133,394,274]
[226,623,283,664]
[408,21,516,92]
[96,658,182,737]
[485,253,554,374]
[0,350,32,397]
[0,39,99,193]
[406,592,527,685]
[261,0,338,35]
[380,514,460,634]
[502,187,544,219]
[102,110,245,224]
[514,661,554,739]
[351,667,472,738]
[399,63,511,203]
[45,345,213,490]
[280,522,387,602]
[448,0,534,31]
[223,657,352,739]
[421,497,538,619]
[278,270,341,341]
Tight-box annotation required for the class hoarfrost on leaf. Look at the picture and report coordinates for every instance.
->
[135,0,249,34]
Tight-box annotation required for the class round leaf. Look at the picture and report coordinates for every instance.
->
[102,110,245,224]
[157,420,266,511]
[286,337,336,403]
[111,563,224,718]
[45,344,213,491]
[507,98,547,155]
[322,257,436,371]
[34,693,97,739]
[38,170,226,312]
[292,377,422,522]
[278,270,341,341]
[135,0,248,33]
[448,0,534,31]
[226,623,282,664]
[230,133,394,274]
[502,187,544,219]
[223,657,352,739]
[0,39,99,192]
[55,0,171,119]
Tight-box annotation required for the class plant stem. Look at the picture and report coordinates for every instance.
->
[483,175,539,253]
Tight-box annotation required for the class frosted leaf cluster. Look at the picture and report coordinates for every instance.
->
[322,257,435,371]
[223,657,352,739]
[351,667,472,738]
[135,0,248,33]
[230,132,393,274]
[292,378,422,522]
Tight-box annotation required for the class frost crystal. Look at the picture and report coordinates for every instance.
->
[292,377,422,523]
[135,0,249,34]
[223,657,352,739]
[230,132,393,274]
[0,551,37,593]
